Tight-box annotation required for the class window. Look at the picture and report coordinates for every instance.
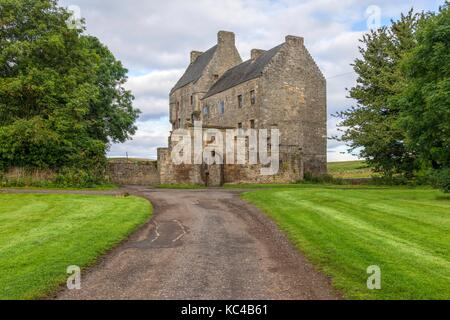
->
[238,123,242,129]
[203,105,209,116]
[218,101,225,114]
[213,74,219,80]
[190,95,194,106]
[250,119,255,129]
[250,90,256,105]
[238,95,243,108]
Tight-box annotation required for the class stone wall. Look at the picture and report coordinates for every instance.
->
[106,160,159,186]
[259,36,327,175]
[203,78,261,129]
[203,35,327,177]
[158,148,204,185]
[0,167,57,185]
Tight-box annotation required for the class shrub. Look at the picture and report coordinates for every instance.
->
[0,166,107,189]
[369,175,411,186]
[426,168,450,193]
[302,172,346,185]
[55,167,104,188]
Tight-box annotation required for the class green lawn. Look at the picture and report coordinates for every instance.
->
[242,186,450,300]
[0,194,152,300]
[328,161,375,179]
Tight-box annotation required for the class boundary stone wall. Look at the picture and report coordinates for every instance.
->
[107,160,159,186]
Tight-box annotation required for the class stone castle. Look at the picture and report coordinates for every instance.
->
[157,31,327,186]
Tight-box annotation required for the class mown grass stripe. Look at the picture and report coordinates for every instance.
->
[242,186,450,299]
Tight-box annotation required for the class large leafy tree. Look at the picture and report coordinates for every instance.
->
[395,2,450,172]
[0,0,140,171]
[335,10,424,176]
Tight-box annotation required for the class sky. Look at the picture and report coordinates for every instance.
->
[58,0,443,161]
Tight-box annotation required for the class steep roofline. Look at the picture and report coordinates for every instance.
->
[170,45,218,94]
[202,44,283,99]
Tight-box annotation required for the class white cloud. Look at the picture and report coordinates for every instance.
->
[109,118,171,159]
[125,69,183,119]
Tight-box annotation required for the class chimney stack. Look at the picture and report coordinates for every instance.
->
[285,35,304,47]
[251,49,266,61]
[217,31,235,47]
[190,51,203,63]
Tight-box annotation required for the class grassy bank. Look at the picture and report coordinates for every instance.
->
[242,186,450,299]
[328,161,375,179]
[0,194,152,300]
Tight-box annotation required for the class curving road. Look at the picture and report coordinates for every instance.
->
[57,187,338,300]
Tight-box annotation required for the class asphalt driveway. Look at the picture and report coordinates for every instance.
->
[56,187,338,300]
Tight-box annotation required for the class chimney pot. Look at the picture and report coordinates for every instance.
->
[190,51,203,63]
[251,49,266,61]
[285,35,304,46]
[218,31,235,47]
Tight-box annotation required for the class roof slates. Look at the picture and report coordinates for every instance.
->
[203,44,283,99]
[171,45,218,93]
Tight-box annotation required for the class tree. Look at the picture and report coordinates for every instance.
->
[0,0,140,173]
[395,2,450,172]
[335,10,425,176]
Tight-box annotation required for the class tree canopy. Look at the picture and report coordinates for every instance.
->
[395,3,450,171]
[0,0,140,172]
[336,2,449,190]
[335,10,424,176]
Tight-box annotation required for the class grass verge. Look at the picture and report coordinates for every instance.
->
[0,194,152,300]
[242,186,450,299]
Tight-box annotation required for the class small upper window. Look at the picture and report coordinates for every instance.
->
[218,101,225,114]
[250,119,255,129]
[238,95,243,108]
[203,105,209,115]
[213,74,219,80]
[250,90,256,105]
[190,95,194,106]
[238,123,242,129]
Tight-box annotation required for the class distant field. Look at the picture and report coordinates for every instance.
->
[0,194,152,300]
[328,161,375,179]
[242,186,450,300]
